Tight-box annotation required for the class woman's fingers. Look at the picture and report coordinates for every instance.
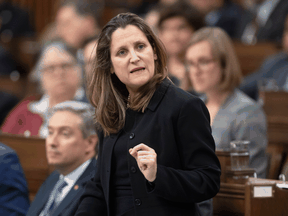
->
[129,143,157,182]
[129,143,153,158]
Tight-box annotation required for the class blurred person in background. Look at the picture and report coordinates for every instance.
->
[236,0,288,44]
[56,0,103,50]
[143,0,179,33]
[157,0,204,90]
[0,142,30,216]
[185,27,268,179]
[185,27,268,215]
[55,0,104,96]
[1,40,86,138]
[26,101,98,216]
[239,14,288,101]
[189,0,245,38]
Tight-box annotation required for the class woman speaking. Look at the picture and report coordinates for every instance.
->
[75,13,221,216]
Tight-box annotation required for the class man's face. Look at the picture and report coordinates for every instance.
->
[159,16,194,56]
[46,111,89,174]
[56,5,87,48]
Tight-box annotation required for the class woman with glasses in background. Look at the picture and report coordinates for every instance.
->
[1,40,85,138]
[185,27,268,179]
[185,27,268,215]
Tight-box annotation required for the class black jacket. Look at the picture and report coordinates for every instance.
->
[75,78,221,216]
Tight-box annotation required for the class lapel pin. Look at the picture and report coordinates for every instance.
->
[74,185,79,190]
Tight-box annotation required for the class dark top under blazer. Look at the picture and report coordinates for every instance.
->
[27,158,97,216]
[75,78,221,216]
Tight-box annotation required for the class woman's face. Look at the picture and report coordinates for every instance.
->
[185,40,222,93]
[110,25,157,95]
[159,16,194,56]
[41,46,81,98]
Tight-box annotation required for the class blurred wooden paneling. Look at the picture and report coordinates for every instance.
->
[0,76,27,99]
[11,0,59,34]
[233,41,281,77]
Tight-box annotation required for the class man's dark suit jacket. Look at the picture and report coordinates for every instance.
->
[236,0,288,43]
[26,158,97,216]
[0,91,19,126]
[0,142,30,216]
[75,78,221,216]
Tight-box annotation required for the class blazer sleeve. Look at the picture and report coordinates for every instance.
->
[149,97,221,203]
[74,132,107,216]
[0,152,30,216]
[233,104,268,178]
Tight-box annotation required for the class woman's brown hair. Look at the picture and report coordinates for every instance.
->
[87,12,168,136]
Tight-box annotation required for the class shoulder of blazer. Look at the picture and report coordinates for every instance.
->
[0,142,15,157]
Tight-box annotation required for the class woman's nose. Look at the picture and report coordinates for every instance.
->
[130,50,140,63]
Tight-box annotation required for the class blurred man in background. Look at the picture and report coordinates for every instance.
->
[56,0,103,50]
[26,101,98,216]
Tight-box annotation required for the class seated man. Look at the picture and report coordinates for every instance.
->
[239,14,288,101]
[26,101,98,216]
[0,142,30,216]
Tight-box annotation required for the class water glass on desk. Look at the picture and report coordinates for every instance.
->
[230,140,250,170]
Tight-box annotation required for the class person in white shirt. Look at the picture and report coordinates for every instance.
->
[26,101,98,216]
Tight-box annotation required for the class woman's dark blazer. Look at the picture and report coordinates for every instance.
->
[75,78,221,216]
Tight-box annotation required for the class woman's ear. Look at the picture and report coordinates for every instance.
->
[154,53,157,60]
[153,46,157,60]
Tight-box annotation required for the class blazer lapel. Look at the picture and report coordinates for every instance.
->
[52,183,84,216]
[51,158,97,216]
[28,172,59,216]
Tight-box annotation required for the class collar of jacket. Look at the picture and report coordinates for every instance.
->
[146,78,171,112]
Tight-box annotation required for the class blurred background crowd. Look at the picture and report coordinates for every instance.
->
[1,0,288,125]
[1,0,288,215]
[1,0,288,122]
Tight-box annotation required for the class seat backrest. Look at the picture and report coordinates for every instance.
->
[233,41,281,77]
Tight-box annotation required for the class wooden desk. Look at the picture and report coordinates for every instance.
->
[0,133,52,201]
[245,178,288,216]
[214,178,288,216]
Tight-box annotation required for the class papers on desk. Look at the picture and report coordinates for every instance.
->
[276,183,288,189]
[253,186,273,197]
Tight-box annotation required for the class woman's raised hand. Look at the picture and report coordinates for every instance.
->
[129,143,157,182]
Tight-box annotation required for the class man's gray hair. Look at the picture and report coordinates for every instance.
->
[48,101,96,138]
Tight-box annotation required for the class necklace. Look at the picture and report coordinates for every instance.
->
[127,94,130,108]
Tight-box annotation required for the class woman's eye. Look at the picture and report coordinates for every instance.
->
[118,50,126,56]
[138,44,145,49]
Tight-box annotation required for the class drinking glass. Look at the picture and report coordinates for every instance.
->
[230,140,250,170]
